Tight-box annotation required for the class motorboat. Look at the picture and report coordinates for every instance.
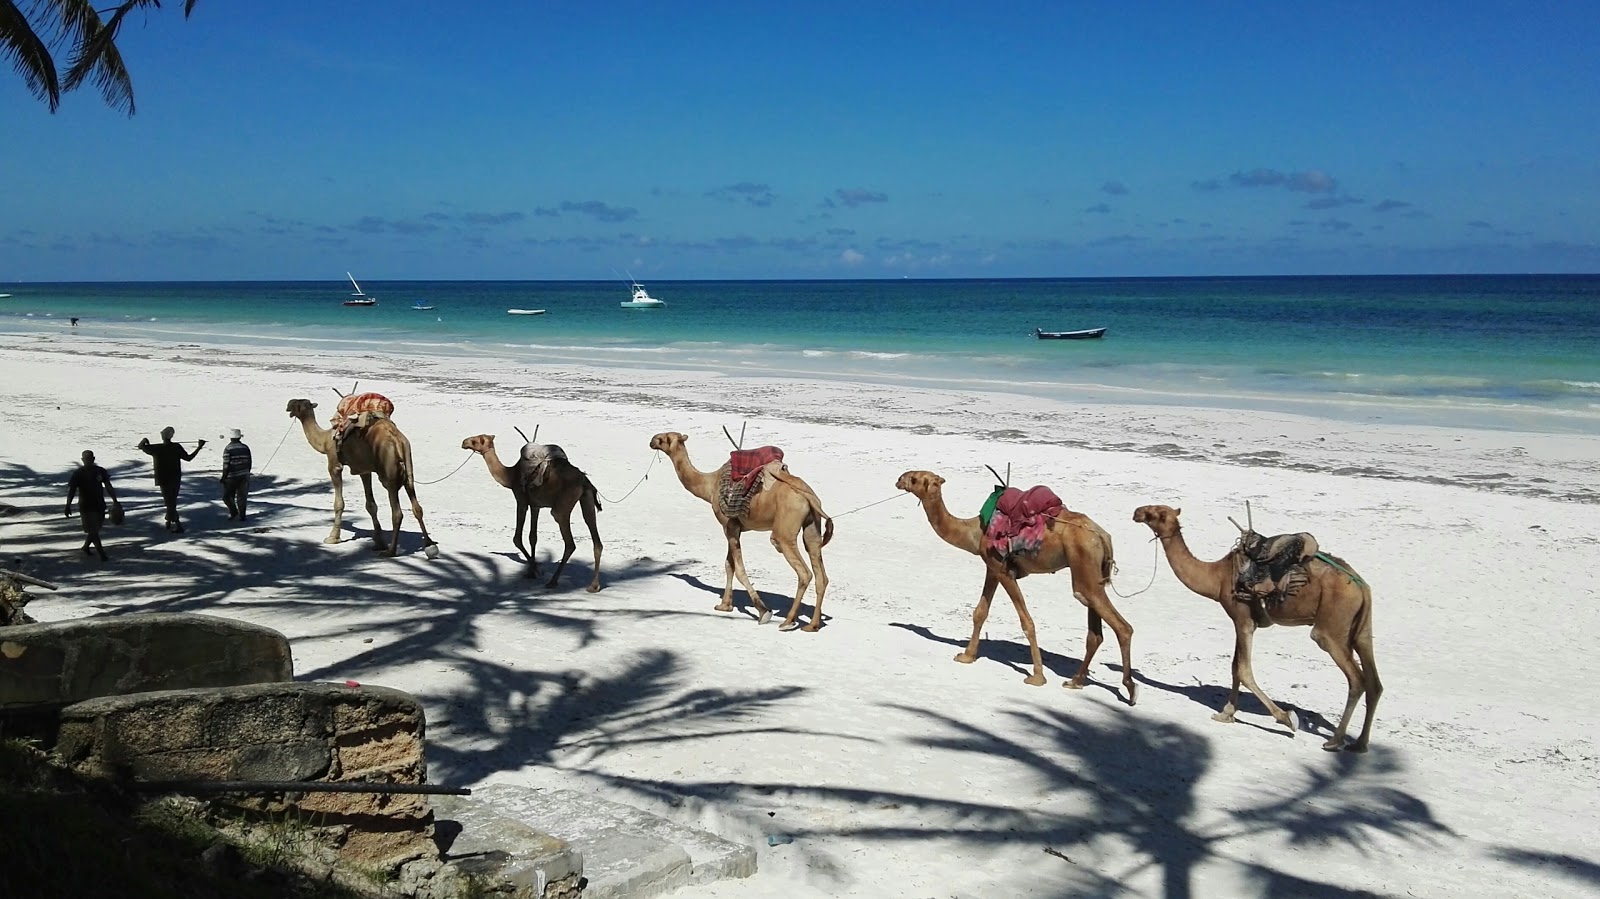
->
[507,308,547,315]
[1035,326,1106,340]
[620,282,666,309]
[344,272,378,306]
[412,301,435,311]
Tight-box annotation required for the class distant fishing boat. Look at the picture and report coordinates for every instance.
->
[507,308,547,315]
[620,280,666,309]
[344,272,377,307]
[1035,326,1107,340]
[412,300,435,311]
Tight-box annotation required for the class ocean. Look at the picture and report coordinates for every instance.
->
[3,275,1598,433]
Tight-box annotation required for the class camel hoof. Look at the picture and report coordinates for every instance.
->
[586,584,601,594]
[1344,742,1370,754]
[1322,739,1345,752]
[1062,680,1085,690]
[953,653,977,665]
[1024,674,1047,687]
[714,603,734,613]
[778,620,800,632]
[1285,709,1300,737]
[1126,682,1139,706]
[757,609,773,625]
[323,536,342,545]
[802,623,820,633]
[544,578,559,589]
[1212,711,1236,724]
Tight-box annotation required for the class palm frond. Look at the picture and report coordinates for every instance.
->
[61,2,136,115]
[0,0,61,110]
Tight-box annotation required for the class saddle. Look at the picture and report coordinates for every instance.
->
[718,446,785,518]
[519,443,569,491]
[980,485,1064,562]
[331,392,394,464]
[1233,530,1319,619]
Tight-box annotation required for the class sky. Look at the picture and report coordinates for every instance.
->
[4,1,1600,281]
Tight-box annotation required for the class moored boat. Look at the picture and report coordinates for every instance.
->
[1035,326,1106,340]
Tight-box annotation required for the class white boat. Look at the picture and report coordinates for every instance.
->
[344,272,377,306]
[412,301,435,311]
[507,308,547,315]
[620,281,666,309]
[0,293,11,299]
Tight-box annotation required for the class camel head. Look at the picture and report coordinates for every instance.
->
[461,434,496,455]
[649,431,688,455]
[1132,504,1183,538]
[895,470,946,499]
[286,398,318,420]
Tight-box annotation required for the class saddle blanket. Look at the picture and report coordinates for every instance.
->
[982,485,1064,558]
[332,392,395,435]
[519,443,569,489]
[729,446,785,488]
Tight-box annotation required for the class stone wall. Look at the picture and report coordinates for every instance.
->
[0,612,293,710]
[55,681,435,867]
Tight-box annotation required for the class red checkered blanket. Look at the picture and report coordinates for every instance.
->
[729,446,785,488]
[984,485,1064,558]
[332,392,394,434]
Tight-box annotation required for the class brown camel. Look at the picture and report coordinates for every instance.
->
[649,431,833,631]
[460,434,603,592]
[897,471,1136,702]
[1132,504,1381,751]
[286,399,433,557]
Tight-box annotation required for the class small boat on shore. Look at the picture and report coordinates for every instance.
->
[620,281,666,309]
[507,308,547,316]
[1035,326,1106,340]
[344,272,377,307]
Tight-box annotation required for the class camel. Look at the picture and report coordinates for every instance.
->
[1132,504,1381,751]
[896,471,1136,702]
[649,431,833,631]
[286,399,433,557]
[460,434,603,592]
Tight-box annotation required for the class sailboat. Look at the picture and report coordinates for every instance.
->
[344,272,378,307]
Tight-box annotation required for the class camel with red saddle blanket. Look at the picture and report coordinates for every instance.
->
[895,470,1137,704]
[649,432,833,631]
[286,394,433,557]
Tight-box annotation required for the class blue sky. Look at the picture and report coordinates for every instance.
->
[4,1,1599,280]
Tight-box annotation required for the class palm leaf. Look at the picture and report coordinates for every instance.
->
[0,1,61,111]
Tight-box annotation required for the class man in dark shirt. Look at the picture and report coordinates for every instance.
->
[65,450,119,561]
[139,426,204,533]
[219,428,253,521]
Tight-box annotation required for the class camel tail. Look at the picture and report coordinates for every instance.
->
[586,476,602,513]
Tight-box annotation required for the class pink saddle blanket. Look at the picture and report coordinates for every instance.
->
[728,446,785,488]
[332,392,394,434]
[985,485,1064,557]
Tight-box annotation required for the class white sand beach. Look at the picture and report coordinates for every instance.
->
[3,331,1598,898]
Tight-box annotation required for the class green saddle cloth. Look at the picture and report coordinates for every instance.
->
[978,485,1007,531]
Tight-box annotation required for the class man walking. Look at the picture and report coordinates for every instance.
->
[139,426,204,532]
[219,428,253,521]
[65,450,119,561]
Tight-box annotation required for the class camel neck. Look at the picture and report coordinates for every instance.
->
[1158,530,1231,600]
[921,490,983,555]
[667,449,719,504]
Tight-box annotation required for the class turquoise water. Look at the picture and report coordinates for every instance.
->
[3,276,1598,431]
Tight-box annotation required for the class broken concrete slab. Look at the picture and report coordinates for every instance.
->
[431,792,583,899]
[474,782,756,899]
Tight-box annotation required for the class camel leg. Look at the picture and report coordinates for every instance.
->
[1065,579,1138,705]
[724,524,770,624]
[799,520,828,632]
[997,574,1047,686]
[771,531,813,633]
[404,480,431,551]
[1313,624,1366,751]
[581,494,603,593]
[325,465,347,544]
[527,506,547,578]
[385,484,405,557]
[1349,628,1383,752]
[512,496,530,561]
[544,505,579,589]
[359,474,386,552]
[1218,624,1299,736]
[957,571,1000,664]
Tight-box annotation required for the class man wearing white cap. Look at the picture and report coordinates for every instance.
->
[220,428,253,521]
